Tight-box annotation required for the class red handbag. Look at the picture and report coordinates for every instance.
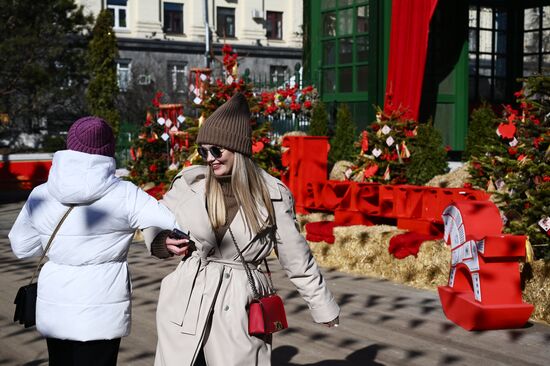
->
[229,229,288,336]
[248,293,288,335]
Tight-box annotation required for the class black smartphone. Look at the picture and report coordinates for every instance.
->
[169,229,196,248]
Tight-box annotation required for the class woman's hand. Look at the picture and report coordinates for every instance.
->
[323,316,339,328]
[165,236,192,257]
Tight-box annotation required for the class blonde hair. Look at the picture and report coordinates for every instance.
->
[205,153,275,235]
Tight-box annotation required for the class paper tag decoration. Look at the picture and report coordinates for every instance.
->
[539,216,550,235]
[372,148,382,158]
[193,96,202,105]
[165,119,172,128]
[381,125,391,135]
[170,126,178,133]
[495,178,505,191]
[161,132,170,141]
[509,137,518,147]
[200,73,208,81]
[157,117,166,126]
[438,201,533,331]
[344,168,353,180]
[189,84,195,92]
[177,115,185,123]
[226,75,234,84]
[386,136,395,147]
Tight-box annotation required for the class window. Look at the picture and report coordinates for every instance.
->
[107,0,127,29]
[164,2,184,34]
[217,7,235,38]
[167,63,187,93]
[320,1,371,95]
[523,6,550,76]
[270,65,288,87]
[117,60,131,92]
[468,6,508,103]
[266,11,283,40]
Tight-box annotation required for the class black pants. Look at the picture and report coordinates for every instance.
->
[46,337,121,366]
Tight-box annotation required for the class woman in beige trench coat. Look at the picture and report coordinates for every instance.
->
[143,93,340,366]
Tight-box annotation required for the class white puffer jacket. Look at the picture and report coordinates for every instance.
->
[9,150,176,341]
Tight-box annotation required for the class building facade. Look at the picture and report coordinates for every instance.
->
[305,0,550,155]
[76,0,303,98]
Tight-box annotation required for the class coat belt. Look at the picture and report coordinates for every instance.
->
[178,253,259,335]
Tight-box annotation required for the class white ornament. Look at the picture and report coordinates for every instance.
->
[157,117,166,125]
[226,75,234,84]
[161,133,170,141]
[193,96,202,105]
[539,216,550,232]
[177,115,185,123]
[386,136,395,147]
[509,137,518,147]
[194,88,201,96]
[372,148,382,158]
[170,126,178,133]
[189,84,195,92]
[381,125,391,135]
[200,73,208,81]
[165,119,172,128]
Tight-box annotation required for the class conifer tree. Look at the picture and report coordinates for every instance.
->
[308,101,329,136]
[329,103,357,164]
[406,122,449,185]
[468,75,550,259]
[86,9,120,136]
[463,102,500,161]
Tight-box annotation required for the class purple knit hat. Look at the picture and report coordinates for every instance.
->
[66,116,115,157]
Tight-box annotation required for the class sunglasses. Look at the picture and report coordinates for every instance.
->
[197,145,225,160]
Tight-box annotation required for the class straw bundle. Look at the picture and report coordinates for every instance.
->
[425,163,471,188]
[521,260,550,324]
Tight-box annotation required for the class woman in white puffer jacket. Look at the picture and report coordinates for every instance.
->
[9,116,177,366]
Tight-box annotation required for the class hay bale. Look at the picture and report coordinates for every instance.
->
[329,160,353,181]
[522,260,550,324]
[425,163,471,188]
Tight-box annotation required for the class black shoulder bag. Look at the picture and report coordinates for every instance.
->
[13,206,74,328]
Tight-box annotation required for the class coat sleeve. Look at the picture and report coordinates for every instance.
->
[126,183,177,257]
[9,196,43,259]
[140,178,182,257]
[273,183,340,324]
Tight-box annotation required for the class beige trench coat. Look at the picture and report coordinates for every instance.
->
[144,165,340,366]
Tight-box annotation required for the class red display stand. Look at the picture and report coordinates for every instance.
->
[0,153,53,191]
[438,201,534,330]
[281,136,329,214]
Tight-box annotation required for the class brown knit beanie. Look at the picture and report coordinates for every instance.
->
[196,92,252,156]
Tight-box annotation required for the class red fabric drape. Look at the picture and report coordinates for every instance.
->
[384,0,438,120]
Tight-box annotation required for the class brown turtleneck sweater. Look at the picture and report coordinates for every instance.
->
[150,175,240,258]
[214,174,239,243]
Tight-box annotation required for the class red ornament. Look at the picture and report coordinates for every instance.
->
[252,141,265,154]
[149,164,158,173]
[363,164,379,179]
[497,123,516,139]
[360,131,369,153]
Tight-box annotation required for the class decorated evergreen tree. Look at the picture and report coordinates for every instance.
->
[329,103,357,165]
[350,100,417,184]
[86,10,120,136]
[406,122,449,185]
[463,102,500,161]
[127,92,197,198]
[468,75,550,259]
[308,101,329,136]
